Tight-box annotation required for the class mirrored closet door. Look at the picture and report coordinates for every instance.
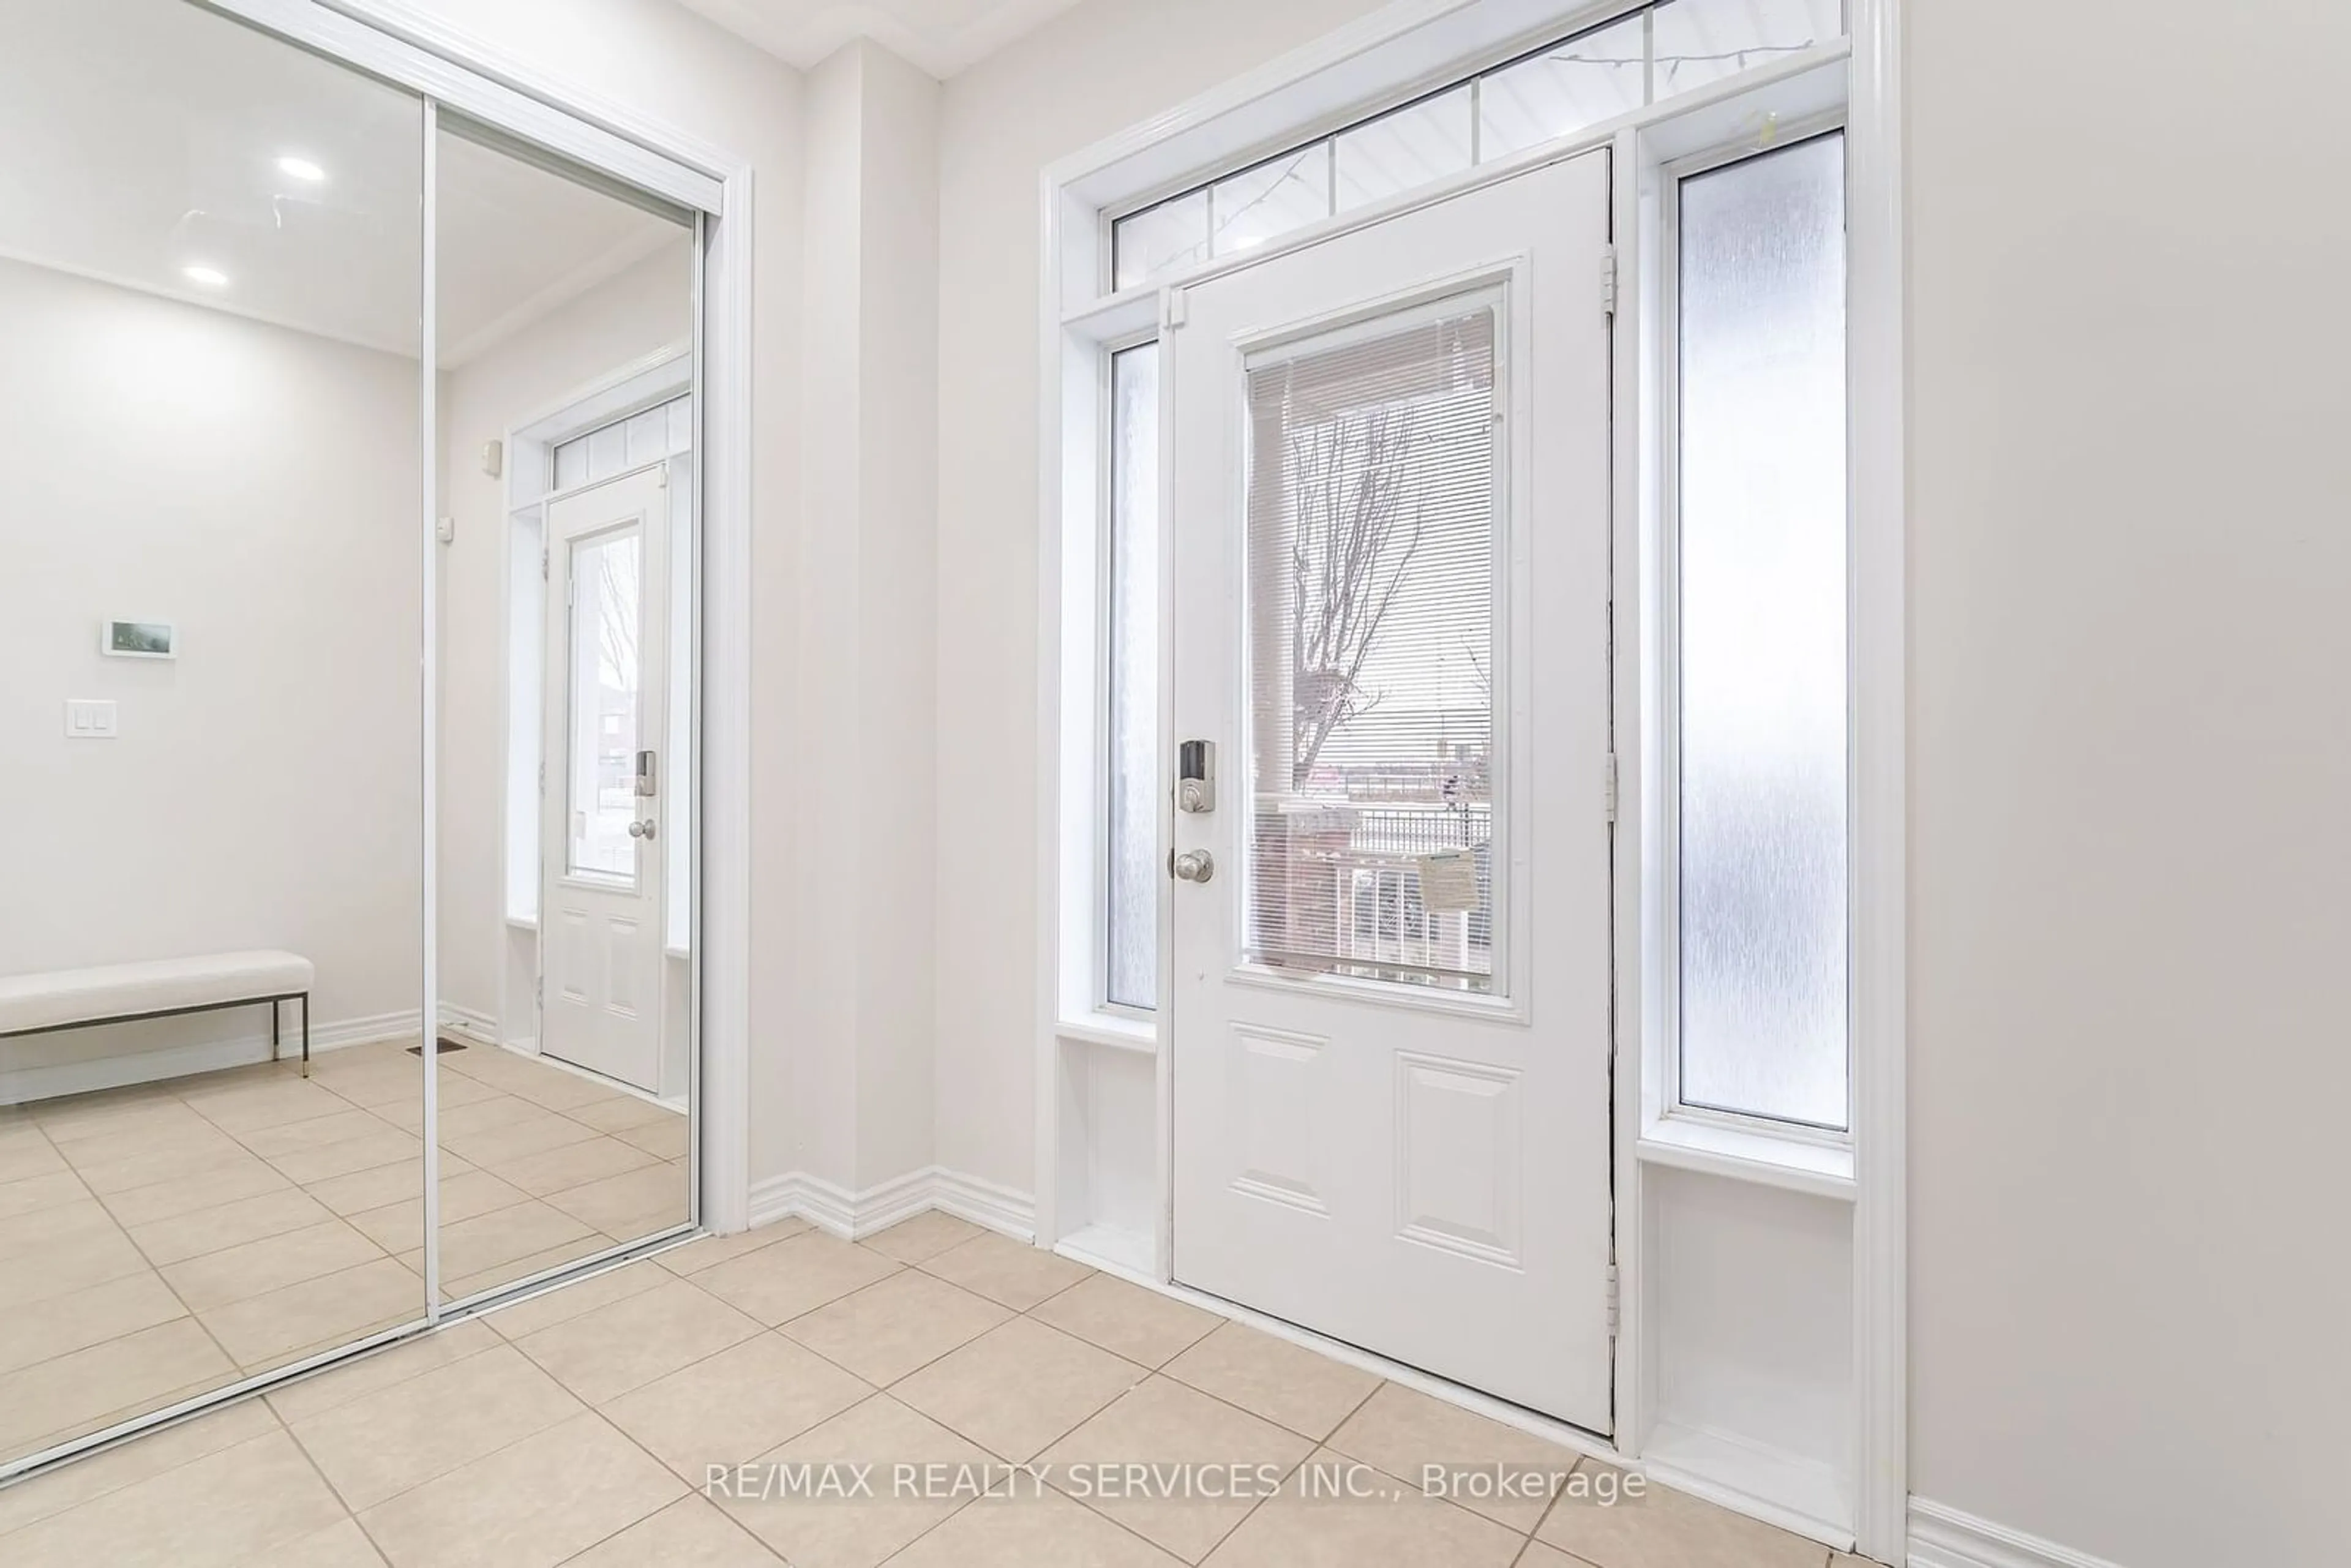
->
[0,0,428,1468]
[428,118,697,1302]
[0,0,703,1480]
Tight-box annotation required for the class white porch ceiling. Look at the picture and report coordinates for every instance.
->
[670,0,1086,77]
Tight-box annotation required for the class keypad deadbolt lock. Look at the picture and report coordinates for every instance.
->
[1178,740,1215,814]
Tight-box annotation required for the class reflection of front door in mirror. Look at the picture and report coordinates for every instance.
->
[540,465,669,1093]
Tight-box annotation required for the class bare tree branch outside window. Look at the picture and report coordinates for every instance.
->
[596,542,640,692]
[1288,405,1428,787]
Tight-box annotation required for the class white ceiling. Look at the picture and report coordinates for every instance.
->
[670,0,1086,77]
[0,0,687,365]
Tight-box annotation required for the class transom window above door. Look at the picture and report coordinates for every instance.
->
[1111,0,1847,290]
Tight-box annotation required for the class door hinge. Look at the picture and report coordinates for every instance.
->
[1604,752,1619,823]
[1605,1262,1621,1340]
[539,548,549,579]
[1162,285,1188,333]
[1598,244,1618,317]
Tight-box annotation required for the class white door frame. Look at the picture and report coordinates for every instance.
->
[1162,157,1619,1431]
[539,464,673,1094]
[499,348,696,1098]
[1035,0,1906,1558]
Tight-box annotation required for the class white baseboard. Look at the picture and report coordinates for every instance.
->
[1910,1499,2131,1568]
[435,1005,500,1046]
[748,1165,1037,1244]
[929,1167,1038,1240]
[2,1008,423,1104]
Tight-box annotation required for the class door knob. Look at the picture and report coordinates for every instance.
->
[1171,850,1214,883]
[628,820,658,841]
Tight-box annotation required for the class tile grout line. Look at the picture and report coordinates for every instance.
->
[1169,1374,1396,1563]
[269,1318,509,1433]
[276,1395,378,1551]
[505,1268,791,1400]
[850,1259,1374,1563]
[587,1237,1120,1559]
[12,1206,1657,1565]
[315,1357,601,1526]
[0,1047,678,1493]
[2,1099,263,1425]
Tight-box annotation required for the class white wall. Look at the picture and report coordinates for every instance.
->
[934,1,2351,1563]
[793,40,943,1193]
[931,0,1392,1197]
[436,240,693,1028]
[397,0,806,1180]
[0,257,422,1070]
[1905,2,2351,1563]
[793,42,864,1186]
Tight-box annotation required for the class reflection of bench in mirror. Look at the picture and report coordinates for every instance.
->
[0,949,313,1087]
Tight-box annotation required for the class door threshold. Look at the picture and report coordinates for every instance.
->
[486,1037,674,1108]
[1053,1239,1619,1466]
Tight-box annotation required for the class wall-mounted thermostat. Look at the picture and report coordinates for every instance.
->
[100,619,174,659]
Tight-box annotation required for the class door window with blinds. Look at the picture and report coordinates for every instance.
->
[1242,296,1502,992]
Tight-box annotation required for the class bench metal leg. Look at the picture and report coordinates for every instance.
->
[271,1000,281,1068]
[301,992,310,1078]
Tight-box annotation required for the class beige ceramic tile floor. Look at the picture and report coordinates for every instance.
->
[0,1209,1878,1567]
[0,1037,686,1464]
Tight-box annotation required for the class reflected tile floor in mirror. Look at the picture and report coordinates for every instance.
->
[0,1037,686,1465]
[0,1212,1866,1568]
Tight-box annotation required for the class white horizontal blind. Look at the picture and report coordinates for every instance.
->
[1243,304,1499,991]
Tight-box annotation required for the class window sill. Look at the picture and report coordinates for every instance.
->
[1638,1116,1855,1202]
[1057,1013,1158,1057]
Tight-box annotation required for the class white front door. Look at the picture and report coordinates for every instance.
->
[540,463,670,1093]
[1168,151,1616,1430]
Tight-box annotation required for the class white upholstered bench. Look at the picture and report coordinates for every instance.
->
[0,951,316,1077]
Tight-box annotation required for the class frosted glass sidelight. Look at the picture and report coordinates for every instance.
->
[1211,149,1331,257]
[1336,86,1472,211]
[1106,343,1162,1009]
[1242,306,1499,992]
[1477,15,1647,162]
[1674,133,1849,1130]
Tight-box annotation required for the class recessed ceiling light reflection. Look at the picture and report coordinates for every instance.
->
[277,155,326,182]
[182,264,230,287]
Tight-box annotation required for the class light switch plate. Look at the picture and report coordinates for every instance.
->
[65,699,117,738]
